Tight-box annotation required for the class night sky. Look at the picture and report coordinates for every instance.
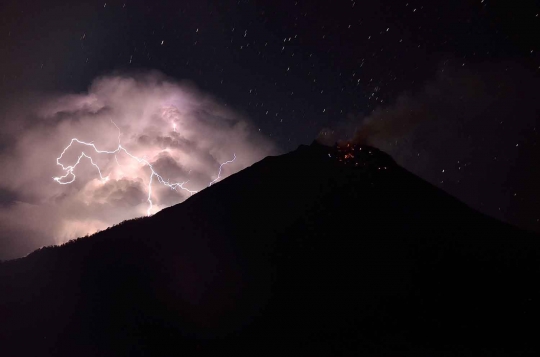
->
[0,0,539,259]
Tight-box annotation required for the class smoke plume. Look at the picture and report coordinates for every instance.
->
[319,60,540,233]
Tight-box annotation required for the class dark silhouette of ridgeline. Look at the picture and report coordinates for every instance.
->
[1,141,539,356]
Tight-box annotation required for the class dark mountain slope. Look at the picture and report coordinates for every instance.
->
[1,141,539,356]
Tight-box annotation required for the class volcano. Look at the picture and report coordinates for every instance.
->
[1,141,539,356]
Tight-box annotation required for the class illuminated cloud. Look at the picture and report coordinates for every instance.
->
[0,72,276,259]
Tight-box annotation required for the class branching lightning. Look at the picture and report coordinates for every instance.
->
[53,121,236,216]
[208,153,237,187]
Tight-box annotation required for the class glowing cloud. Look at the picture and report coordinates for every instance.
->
[0,72,275,259]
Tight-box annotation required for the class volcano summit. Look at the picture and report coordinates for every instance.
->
[1,142,539,356]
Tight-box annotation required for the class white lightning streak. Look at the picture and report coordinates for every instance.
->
[53,122,236,216]
[208,153,237,187]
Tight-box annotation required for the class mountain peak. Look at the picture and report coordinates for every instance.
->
[307,139,396,170]
[1,141,539,356]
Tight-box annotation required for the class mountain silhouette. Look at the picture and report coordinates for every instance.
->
[1,141,539,356]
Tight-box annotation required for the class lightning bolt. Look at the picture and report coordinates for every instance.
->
[53,121,236,216]
[208,154,237,187]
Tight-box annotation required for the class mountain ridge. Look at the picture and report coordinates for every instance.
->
[1,141,539,356]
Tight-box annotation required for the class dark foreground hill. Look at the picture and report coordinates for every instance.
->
[1,142,539,356]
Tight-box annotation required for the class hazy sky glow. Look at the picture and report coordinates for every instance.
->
[0,72,275,259]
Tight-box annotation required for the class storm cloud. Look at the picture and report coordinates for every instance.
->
[0,72,276,260]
